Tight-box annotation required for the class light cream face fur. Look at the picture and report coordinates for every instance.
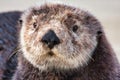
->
[20,4,99,70]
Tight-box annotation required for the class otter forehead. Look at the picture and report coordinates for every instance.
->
[24,4,77,23]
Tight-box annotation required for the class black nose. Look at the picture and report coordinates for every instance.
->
[41,30,60,49]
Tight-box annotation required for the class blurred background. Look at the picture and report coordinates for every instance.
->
[0,0,120,61]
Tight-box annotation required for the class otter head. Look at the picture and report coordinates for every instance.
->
[20,3,103,70]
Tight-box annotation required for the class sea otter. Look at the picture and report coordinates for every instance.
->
[12,3,119,80]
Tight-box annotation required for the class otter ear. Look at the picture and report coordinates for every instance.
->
[97,31,103,36]
[18,19,23,25]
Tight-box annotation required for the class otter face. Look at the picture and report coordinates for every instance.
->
[20,4,102,70]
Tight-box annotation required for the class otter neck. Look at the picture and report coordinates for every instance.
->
[14,54,87,80]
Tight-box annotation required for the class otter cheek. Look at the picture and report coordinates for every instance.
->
[58,39,73,56]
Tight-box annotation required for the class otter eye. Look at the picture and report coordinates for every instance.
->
[72,25,78,32]
[33,22,37,29]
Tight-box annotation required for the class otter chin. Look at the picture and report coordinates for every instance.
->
[12,3,119,80]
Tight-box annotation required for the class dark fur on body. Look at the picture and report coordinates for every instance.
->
[0,11,22,80]
[12,4,120,80]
